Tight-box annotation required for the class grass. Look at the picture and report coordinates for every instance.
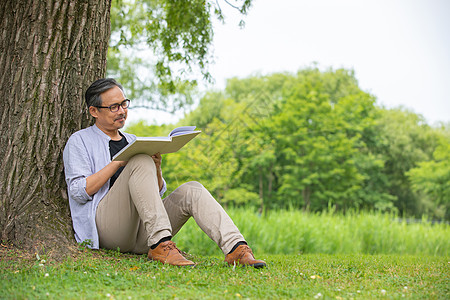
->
[173,209,450,256]
[1,210,449,299]
[1,247,448,299]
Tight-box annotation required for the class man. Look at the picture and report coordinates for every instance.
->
[63,78,266,268]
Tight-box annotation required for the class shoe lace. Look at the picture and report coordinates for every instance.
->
[235,245,254,259]
[161,241,180,253]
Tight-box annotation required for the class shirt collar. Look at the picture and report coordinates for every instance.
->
[92,124,113,141]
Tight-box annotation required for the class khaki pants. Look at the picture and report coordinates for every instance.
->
[95,154,245,255]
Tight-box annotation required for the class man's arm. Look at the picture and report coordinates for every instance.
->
[85,160,127,196]
[63,134,98,204]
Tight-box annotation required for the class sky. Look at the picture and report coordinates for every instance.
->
[128,0,450,126]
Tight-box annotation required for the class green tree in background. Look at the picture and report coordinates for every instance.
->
[407,130,450,219]
[267,69,394,211]
[373,108,441,217]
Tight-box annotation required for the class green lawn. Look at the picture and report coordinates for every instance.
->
[1,248,448,299]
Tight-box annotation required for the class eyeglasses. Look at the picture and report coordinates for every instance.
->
[95,99,131,112]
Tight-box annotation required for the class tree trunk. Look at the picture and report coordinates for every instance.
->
[302,186,311,211]
[0,0,111,257]
[267,167,273,213]
[258,170,264,214]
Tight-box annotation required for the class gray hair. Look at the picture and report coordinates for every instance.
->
[85,78,124,107]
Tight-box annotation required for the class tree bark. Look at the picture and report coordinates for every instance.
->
[258,170,264,214]
[302,186,311,211]
[267,167,273,206]
[0,0,111,257]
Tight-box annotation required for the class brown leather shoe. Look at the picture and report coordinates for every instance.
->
[148,241,195,266]
[224,245,266,268]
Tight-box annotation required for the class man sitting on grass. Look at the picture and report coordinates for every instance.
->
[63,78,266,268]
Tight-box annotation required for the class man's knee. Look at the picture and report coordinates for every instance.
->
[172,181,205,204]
[179,181,204,193]
[127,154,156,170]
[185,181,204,188]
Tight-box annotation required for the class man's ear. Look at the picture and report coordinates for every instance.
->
[89,106,99,118]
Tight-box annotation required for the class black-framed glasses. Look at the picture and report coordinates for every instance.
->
[95,99,130,112]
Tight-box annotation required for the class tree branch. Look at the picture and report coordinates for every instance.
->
[223,0,241,10]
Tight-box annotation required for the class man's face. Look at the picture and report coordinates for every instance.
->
[89,86,128,132]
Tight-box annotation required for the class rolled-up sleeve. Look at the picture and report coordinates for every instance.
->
[63,134,94,204]
[159,178,167,197]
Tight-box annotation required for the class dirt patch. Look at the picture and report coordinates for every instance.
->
[1,242,165,266]
[0,242,34,261]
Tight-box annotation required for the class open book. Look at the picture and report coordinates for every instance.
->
[112,126,201,161]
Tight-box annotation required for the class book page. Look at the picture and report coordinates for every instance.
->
[169,126,197,137]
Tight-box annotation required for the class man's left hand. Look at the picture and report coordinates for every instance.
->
[152,152,162,171]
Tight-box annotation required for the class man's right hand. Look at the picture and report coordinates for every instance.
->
[85,160,127,196]
[116,160,128,168]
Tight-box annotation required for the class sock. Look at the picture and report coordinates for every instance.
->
[150,236,172,249]
[228,241,247,255]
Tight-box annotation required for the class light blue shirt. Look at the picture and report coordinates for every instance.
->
[63,124,167,249]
